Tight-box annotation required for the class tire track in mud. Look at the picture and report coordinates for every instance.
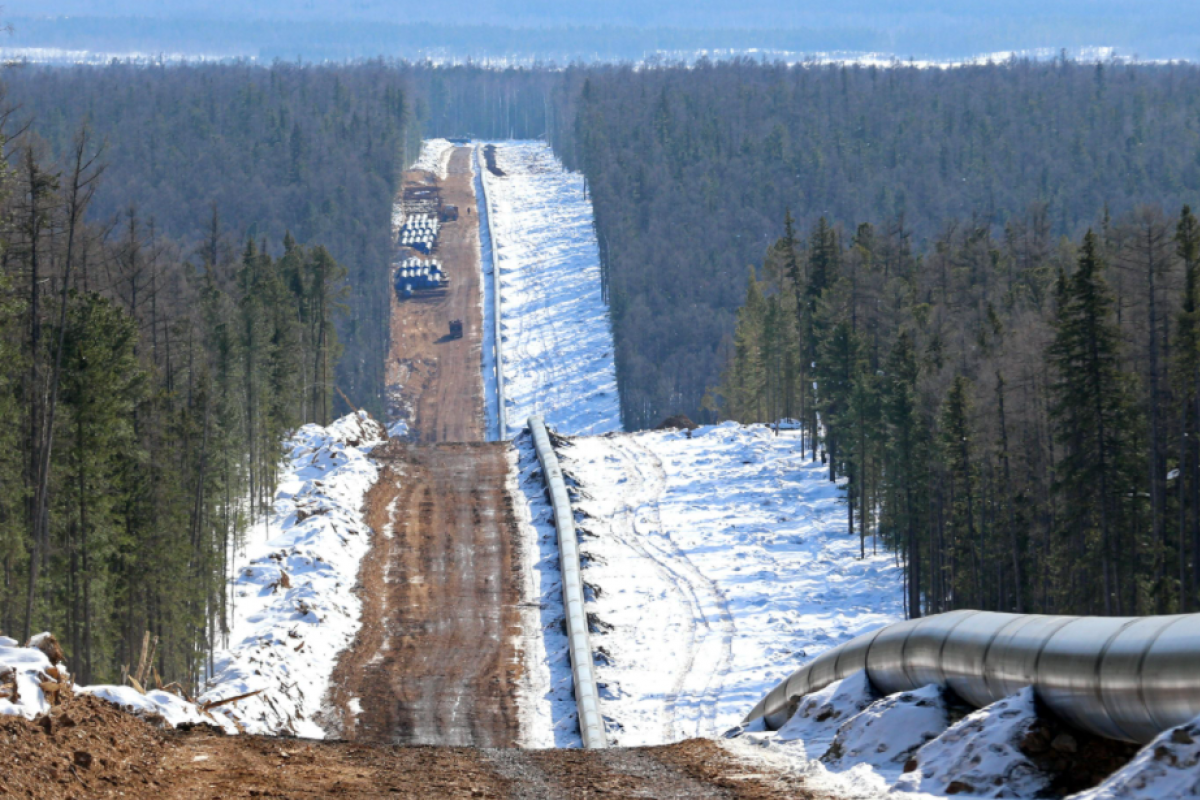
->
[325,440,525,748]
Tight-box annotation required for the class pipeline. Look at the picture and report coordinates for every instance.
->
[744,610,1200,744]
[475,143,507,440]
[528,416,607,748]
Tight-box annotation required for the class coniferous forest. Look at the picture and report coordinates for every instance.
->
[4,56,1200,681]
[0,124,350,685]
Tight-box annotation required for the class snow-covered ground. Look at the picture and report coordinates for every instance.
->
[199,411,384,737]
[411,137,454,180]
[478,141,621,437]
[512,437,583,748]
[553,422,903,746]
[1,634,214,728]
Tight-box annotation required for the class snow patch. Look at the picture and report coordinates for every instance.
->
[411,138,454,180]
[896,688,1049,798]
[823,684,949,773]
[557,422,903,745]
[80,686,212,728]
[199,410,385,738]
[1070,715,1200,800]
[0,638,60,720]
[1,636,215,728]
[480,141,621,437]
[774,670,879,758]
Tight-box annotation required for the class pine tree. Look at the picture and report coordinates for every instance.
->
[1047,231,1140,614]
[939,375,981,608]
[882,331,928,618]
[1175,205,1200,609]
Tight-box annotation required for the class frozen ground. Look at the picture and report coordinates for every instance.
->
[554,422,903,746]
[198,411,385,737]
[1,634,213,728]
[479,140,621,437]
[411,137,454,180]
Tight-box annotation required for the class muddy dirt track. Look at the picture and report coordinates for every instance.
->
[322,145,531,751]
[385,147,486,444]
[324,440,524,748]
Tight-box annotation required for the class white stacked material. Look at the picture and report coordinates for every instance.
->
[411,138,454,179]
[555,422,903,746]
[399,212,440,250]
[199,411,385,738]
[479,141,621,437]
[0,635,212,728]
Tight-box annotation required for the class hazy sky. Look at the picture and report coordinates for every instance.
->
[4,0,1194,30]
[3,1,1196,62]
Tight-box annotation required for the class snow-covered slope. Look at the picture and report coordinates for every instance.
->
[411,137,454,179]
[512,435,585,748]
[555,422,904,746]
[2,413,384,737]
[199,411,384,737]
[1,634,214,728]
[479,141,621,437]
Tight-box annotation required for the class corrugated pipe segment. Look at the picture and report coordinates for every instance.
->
[744,610,1200,744]
[475,143,507,440]
[528,416,606,748]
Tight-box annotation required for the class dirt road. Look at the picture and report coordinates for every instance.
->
[385,147,486,444]
[2,694,813,799]
[324,144,528,749]
[325,440,524,747]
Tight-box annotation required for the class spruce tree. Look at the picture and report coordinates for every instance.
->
[1047,231,1140,614]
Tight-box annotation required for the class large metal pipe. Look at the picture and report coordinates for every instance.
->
[475,143,507,440]
[529,416,607,748]
[743,611,1200,744]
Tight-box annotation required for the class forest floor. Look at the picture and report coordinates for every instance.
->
[385,146,486,444]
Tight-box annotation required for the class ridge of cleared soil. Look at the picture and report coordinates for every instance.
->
[2,693,812,799]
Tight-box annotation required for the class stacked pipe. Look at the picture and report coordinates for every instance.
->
[528,416,606,748]
[399,213,440,253]
[744,609,1200,744]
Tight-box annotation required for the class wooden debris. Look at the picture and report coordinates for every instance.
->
[202,689,263,711]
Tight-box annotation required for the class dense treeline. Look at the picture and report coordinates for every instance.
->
[2,62,411,417]
[0,124,348,686]
[718,204,1200,616]
[554,59,1200,428]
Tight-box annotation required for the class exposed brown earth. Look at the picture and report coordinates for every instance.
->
[324,440,524,748]
[2,692,812,798]
[385,147,486,444]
